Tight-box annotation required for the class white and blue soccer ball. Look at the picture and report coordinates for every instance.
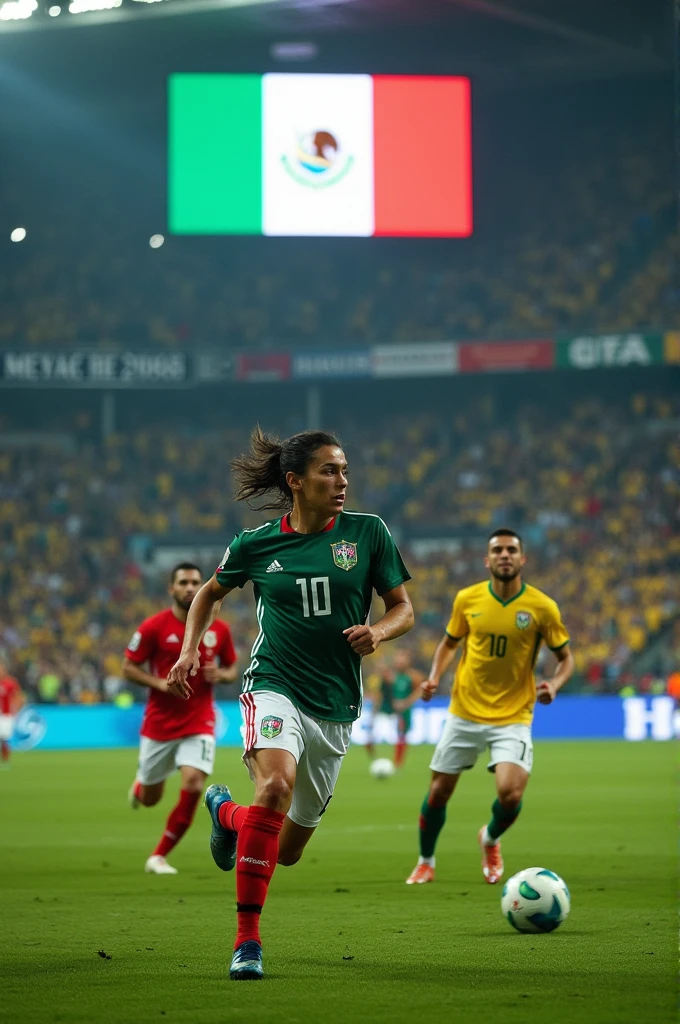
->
[369,757,396,779]
[501,867,571,933]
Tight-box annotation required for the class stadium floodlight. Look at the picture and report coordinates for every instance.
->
[48,5,61,14]
[149,234,165,248]
[68,0,121,12]
[0,0,37,20]
[10,227,27,242]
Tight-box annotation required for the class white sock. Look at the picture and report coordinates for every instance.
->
[482,826,498,847]
[417,855,435,868]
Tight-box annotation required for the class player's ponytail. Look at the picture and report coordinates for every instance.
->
[232,425,341,511]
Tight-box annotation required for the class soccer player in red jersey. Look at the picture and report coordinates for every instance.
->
[122,562,238,874]
[0,658,24,766]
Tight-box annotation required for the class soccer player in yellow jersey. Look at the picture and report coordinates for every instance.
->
[406,528,573,886]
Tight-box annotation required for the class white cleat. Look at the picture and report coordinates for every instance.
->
[128,784,141,810]
[145,855,178,875]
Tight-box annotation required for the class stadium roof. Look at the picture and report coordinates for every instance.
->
[0,0,671,87]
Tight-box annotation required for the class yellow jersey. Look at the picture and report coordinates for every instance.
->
[445,581,570,726]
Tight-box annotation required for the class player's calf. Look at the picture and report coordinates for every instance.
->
[129,780,164,808]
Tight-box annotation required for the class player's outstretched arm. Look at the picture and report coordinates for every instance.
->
[167,576,232,699]
[343,584,413,657]
[421,634,459,702]
[536,643,574,705]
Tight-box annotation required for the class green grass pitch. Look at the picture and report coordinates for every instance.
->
[1,741,675,1024]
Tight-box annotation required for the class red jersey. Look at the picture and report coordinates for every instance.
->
[0,675,21,715]
[124,608,237,742]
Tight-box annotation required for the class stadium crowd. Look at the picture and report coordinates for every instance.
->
[1,117,675,351]
[0,389,677,705]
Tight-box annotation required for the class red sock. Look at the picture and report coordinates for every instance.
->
[218,799,249,833]
[1,741,9,762]
[235,805,285,948]
[395,738,407,768]
[153,789,201,858]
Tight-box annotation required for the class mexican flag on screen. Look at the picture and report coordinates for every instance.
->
[169,73,472,237]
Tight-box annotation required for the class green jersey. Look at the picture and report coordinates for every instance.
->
[379,672,413,715]
[215,510,411,723]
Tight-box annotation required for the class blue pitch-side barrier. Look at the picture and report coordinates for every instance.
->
[10,696,677,752]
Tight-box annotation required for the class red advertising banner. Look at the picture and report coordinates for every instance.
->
[236,353,291,382]
[458,340,554,373]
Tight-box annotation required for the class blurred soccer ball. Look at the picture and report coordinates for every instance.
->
[501,867,571,933]
[369,757,396,779]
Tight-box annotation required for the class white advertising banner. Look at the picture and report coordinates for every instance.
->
[372,342,459,378]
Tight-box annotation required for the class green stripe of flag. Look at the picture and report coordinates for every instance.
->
[168,74,262,234]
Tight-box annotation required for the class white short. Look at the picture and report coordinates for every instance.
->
[136,733,215,786]
[0,715,15,741]
[430,714,533,776]
[240,690,352,829]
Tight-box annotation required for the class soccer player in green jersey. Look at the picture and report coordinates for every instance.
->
[367,650,421,767]
[167,427,413,980]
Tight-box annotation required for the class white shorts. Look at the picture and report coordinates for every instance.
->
[0,715,15,741]
[430,714,533,776]
[240,690,352,829]
[136,733,215,786]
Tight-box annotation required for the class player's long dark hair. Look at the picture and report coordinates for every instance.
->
[231,425,342,511]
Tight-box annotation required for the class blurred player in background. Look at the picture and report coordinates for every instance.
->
[366,649,422,767]
[406,529,573,886]
[122,562,238,875]
[167,427,413,980]
[0,658,25,766]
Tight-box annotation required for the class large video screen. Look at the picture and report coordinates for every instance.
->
[168,73,472,237]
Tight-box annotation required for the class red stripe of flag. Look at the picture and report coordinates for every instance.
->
[373,76,472,237]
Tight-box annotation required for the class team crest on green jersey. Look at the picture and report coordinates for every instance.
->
[516,611,532,630]
[261,715,284,739]
[331,540,358,571]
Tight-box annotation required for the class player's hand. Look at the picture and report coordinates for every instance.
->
[202,664,223,684]
[536,679,557,705]
[343,624,383,657]
[166,651,200,700]
[420,678,438,703]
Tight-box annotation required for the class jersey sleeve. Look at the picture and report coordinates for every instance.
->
[540,600,570,650]
[218,623,238,667]
[445,592,469,640]
[124,617,158,665]
[215,533,250,590]
[370,518,412,596]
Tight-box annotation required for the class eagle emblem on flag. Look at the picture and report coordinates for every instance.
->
[331,540,358,571]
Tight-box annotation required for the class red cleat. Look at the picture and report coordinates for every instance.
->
[478,827,504,884]
[405,863,435,885]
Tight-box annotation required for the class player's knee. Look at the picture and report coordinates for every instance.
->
[181,773,205,794]
[430,777,455,806]
[255,774,293,811]
[497,787,523,809]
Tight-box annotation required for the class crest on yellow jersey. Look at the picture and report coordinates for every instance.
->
[516,611,532,630]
